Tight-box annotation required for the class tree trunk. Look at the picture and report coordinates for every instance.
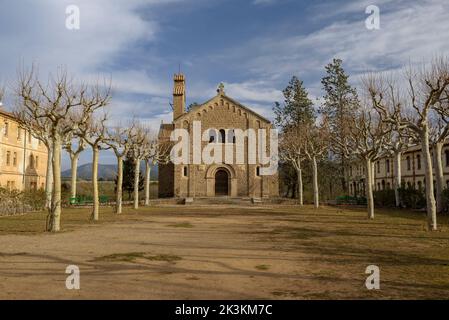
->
[70,154,79,200]
[297,163,303,206]
[421,130,437,230]
[434,142,444,214]
[312,156,319,209]
[116,155,123,214]
[365,158,374,219]
[48,134,62,232]
[91,146,100,221]
[45,144,53,209]
[393,151,402,207]
[133,158,140,209]
[144,161,151,206]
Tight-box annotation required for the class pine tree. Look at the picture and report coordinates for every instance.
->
[115,157,144,200]
[320,58,359,193]
[275,75,316,205]
[274,76,315,130]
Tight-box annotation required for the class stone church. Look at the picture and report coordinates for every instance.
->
[158,74,279,199]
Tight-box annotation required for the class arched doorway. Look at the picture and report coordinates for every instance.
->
[215,169,229,196]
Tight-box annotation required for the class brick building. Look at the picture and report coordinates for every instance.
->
[158,74,279,199]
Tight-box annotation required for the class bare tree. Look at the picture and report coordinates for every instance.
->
[128,123,150,210]
[303,123,329,209]
[430,105,449,213]
[368,58,449,230]
[105,121,137,214]
[335,107,391,219]
[142,134,171,206]
[388,129,414,207]
[279,127,306,206]
[76,113,109,221]
[15,65,86,232]
[64,134,85,200]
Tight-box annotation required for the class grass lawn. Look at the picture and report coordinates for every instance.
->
[0,204,449,299]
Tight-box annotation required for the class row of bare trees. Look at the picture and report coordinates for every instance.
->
[279,57,449,231]
[13,65,168,232]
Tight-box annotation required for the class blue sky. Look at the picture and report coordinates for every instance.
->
[0,0,448,169]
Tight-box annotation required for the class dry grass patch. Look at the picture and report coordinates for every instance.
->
[95,252,182,263]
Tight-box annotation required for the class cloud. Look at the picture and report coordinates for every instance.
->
[215,0,449,91]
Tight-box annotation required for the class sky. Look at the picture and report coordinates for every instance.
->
[0,0,448,169]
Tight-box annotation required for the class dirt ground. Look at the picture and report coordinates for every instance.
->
[1,205,449,300]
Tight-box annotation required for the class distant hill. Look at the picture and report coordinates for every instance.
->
[62,163,158,181]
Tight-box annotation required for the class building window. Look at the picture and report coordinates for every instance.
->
[183,166,188,177]
[417,154,421,170]
[256,166,261,177]
[407,156,411,171]
[349,166,353,176]
[17,128,21,141]
[228,129,236,144]
[29,155,34,169]
[418,181,423,190]
[386,159,390,173]
[382,180,385,190]
[377,182,381,191]
[6,151,11,165]
[28,131,32,143]
[209,129,216,143]
[36,156,39,169]
[386,182,391,190]
[4,121,8,136]
[13,152,17,166]
[219,129,226,143]
[377,161,380,173]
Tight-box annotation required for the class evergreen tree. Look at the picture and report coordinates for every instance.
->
[320,58,359,193]
[273,76,315,130]
[115,157,144,200]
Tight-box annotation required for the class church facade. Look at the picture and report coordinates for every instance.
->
[158,74,279,199]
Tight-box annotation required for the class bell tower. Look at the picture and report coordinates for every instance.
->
[173,73,186,120]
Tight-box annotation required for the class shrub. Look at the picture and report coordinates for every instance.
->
[398,186,426,209]
[441,187,449,213]
[0,187,46,216]
[373,189,396,207]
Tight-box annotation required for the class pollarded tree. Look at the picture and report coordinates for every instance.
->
[303,122,329,209]
[335,107,392,219]
[128,123,150,210]
[142,134,171,206]
[430,102,449,213]
[15,65,89,232]
[388,128,414,208]
[64,134,85,200]
[75,113,110,221]
[279,127,307,206]
[105,122,137,214]
[368,58,449,230]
